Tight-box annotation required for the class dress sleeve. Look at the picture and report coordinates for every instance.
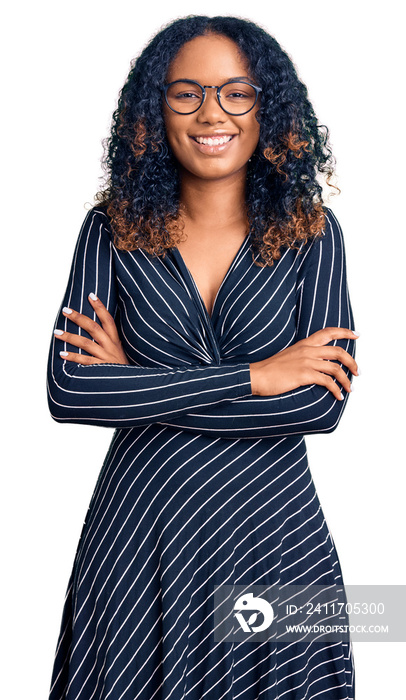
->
[159,209,356,438]
[47,209,253,427]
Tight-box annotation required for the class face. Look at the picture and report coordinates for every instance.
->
[163,34,260,184]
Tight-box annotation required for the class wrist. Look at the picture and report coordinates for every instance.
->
[249,363,260,395]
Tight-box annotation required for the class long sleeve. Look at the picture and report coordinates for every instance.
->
[47,209,253,427]
[159,209,356,438]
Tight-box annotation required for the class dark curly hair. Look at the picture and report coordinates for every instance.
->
[95,15,338,266]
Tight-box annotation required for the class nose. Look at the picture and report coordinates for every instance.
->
[196,87,226,123]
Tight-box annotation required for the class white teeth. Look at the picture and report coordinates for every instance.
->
[195,135,233,146]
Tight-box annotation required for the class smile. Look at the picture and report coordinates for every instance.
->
[193,135,234,146]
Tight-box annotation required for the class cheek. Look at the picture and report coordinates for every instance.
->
[165,132,189,167]
[249,114,261,144]
[239,109,260,143]
[163,115,189,157]
[241,120,260,158]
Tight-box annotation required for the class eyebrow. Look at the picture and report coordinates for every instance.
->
[223,76,252,81]
[172,76,254,84]
[176,75,253,82]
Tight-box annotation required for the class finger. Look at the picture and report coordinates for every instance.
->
[62,306,110,345]
[54,328,107,360]
[313,345,359,376]
[59,350,108,365]
[308,369,346,402]
[88,293,121,343]
[304,327,360,347]
[314,360,352,393]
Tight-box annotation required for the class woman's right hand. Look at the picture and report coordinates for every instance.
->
[249,327,359,401]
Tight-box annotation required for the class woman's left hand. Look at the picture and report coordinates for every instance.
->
[54,293,130,365]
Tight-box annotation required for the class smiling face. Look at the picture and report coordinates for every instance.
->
[163,34,261,184]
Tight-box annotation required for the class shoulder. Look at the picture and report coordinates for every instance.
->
[77,205,113,242]
[71,205,115,262]
[81,204,111,228]
[304,206,346,258]
[322,206,345,245]
[296,207,347,280]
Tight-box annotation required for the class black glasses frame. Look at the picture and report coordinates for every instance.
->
[163,79,262,116]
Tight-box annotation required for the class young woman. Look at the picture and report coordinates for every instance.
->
[47,15,358,699]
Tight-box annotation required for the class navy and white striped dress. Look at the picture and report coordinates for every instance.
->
[47,205,355,699]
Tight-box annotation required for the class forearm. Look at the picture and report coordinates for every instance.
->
[47,349,253,427]
[159,341,354,439]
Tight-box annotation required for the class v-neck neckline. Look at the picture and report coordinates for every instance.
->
[171,233,250,322]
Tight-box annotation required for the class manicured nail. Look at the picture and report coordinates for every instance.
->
[89,292,98,301]
[54,329,64,336]
[350,382,355,392]
[63,307,72,314]
[352,330,360,337]
[60,351,69,357]
[356,367,361,376]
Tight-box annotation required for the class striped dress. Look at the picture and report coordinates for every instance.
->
[47,206,355,699]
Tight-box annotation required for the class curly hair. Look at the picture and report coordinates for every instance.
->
[95,15,338,266]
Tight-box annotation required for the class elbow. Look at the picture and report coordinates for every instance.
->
[47,384,76,423]
[311,391,349,434]
[292,381,350,435]
[50,411,68,425]
[48,399,71,424]
[47,351,76,423]
[46,363,83,424]
[318,416,341,434]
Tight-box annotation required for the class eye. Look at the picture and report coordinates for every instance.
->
[174,91,200,101]
[220,83,256,105]
[166,82,202,103]
[225,90,250,100]
[226,90,248,99]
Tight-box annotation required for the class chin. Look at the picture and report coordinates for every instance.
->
[186,160,248,181]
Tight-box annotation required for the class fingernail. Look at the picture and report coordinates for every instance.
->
[352,330,360,337]
[350,382,355,392]
[63,307,72,314]
[60,351,69,357]
[356,367,361,376]
[339,392,344,401]
[54,329,64,336]
[89,292,98,301]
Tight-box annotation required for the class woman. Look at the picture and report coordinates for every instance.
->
[47,15,358,700]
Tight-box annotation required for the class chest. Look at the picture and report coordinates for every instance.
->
[174,234,248,318]
[112,242,301,368]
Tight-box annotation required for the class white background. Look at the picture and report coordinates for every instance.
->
[2,1,404,697]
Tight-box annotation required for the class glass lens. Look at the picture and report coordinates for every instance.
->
[219,82,257,114]
[166,81,203,113]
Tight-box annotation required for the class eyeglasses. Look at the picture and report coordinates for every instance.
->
[163,79,262,116]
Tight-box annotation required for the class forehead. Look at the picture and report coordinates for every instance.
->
[166,34,251,83]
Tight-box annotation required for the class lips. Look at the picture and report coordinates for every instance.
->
[193,135,234,146]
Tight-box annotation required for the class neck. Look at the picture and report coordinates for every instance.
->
[179,168,248,231]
